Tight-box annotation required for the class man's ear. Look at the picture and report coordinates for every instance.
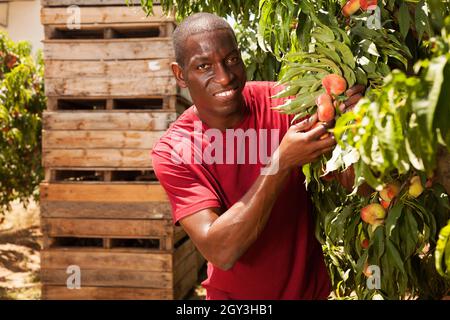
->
[171,62,187,88]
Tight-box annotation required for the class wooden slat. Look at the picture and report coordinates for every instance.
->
[41,249,173,271]
[43,38,173,60]
[42,149,153,168]
[174,264,198,300]
[44,59,172,79]
[43,130,164,149]
[40,201,171,219]
[174,251,197,285]
[42,285,174,300]
[41,218,172,238]
[43,111,176,131]
[45,76,176,97]
[40,183,168,202]
[41,6,174,25]
[41,269,173,288]
[42,0,145,7]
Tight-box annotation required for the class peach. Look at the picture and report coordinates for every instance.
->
[316,93,336,122]
[342,0,361,17]
[360,0,378,10]
[408,176,424,198]
[379,182,400,208]
[322,74,347,96]
[361,203,386,225]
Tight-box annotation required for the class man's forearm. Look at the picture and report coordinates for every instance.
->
[206,154,292,269]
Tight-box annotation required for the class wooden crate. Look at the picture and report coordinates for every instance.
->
[41,237,198,300]
[42,0,146,7]
[41,5,178,98]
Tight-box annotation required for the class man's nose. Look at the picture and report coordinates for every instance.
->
[214,63,234,86]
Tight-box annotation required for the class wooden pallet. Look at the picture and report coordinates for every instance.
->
[42,0,147,7]
[41,237,198,300]
[41,6,173,26]
[40,180,171,219]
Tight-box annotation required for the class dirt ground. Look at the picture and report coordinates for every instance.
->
[0,199,206,300]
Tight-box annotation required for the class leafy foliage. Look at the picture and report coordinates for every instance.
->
[139,0,450,299]
[0,32,45,216]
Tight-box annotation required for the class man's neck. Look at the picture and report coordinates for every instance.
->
[194,104,246,131]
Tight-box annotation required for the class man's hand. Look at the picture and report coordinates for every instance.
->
[278,116,336,171]
[337,84,366,112]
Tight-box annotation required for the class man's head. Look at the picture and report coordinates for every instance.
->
[171,13,247,124]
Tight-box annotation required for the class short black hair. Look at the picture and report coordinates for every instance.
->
[172,12,236,67]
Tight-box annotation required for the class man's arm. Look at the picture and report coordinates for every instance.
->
[180,118,336,270]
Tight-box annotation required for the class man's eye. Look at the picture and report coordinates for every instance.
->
[227,56,239,65]
[197,64,210,71]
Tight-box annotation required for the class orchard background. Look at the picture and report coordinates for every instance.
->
[0,0,449,300]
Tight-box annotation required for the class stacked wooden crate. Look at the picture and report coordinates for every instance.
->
[39,0,202,300]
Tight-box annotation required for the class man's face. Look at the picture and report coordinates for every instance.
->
[173,29,247,118]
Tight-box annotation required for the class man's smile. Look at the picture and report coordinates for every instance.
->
[213,87,238,97]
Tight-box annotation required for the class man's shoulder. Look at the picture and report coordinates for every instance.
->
[152,106,196,155]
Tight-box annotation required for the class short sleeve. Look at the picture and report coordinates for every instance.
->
[151,148,222,224]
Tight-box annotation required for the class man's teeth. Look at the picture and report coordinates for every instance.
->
[216,89,234,97]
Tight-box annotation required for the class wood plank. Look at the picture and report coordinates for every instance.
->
[43,130,164,149]
[40,200,171,217]
[41,269,173,288]
[40,183,168,202]
[45,76,176,96]
[173,239,195,267]
[41,218,172,238]
[196,249,206,272]
[43,38,173,60]
[40,201,171,219]
[174,251,197,285]
[44,59,172,78]
[42,0,146,7]
[41,249,173,271]
[42,285,173,300]
[42,149,153,168]
[174,265,197,300]
[41,6,174,25]
[43,111,176,131]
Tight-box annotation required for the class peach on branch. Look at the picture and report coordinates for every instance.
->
[408,176,424,198]
[379,182,400,208]
[360,0,378,10]
[342,0,361,17]
[316,93,336,122]
[322,74,347,96]
[361,203,386,225]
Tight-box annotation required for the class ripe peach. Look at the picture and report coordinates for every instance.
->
[316,93,335,122]
[379,182,400,208]
[360,0,378,10]
[408,176,424,198]
[342,0,361,17]
[322,74,347,96]
[361,203,386,225]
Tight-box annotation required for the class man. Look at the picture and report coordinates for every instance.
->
[151,13,364,299]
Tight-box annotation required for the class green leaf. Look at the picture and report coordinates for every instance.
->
[386,239,407,275]
[398,2,411,39]
[385,203,404,238]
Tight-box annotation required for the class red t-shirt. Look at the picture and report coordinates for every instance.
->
[151,81,331,300]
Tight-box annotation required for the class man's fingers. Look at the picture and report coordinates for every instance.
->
[344,93,363,108]
[304,121,328,140]
[290,114,317,132]
[345,84,365,97]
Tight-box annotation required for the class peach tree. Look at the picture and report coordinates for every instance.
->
[0,32,45,218]
[140,0,450,299]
